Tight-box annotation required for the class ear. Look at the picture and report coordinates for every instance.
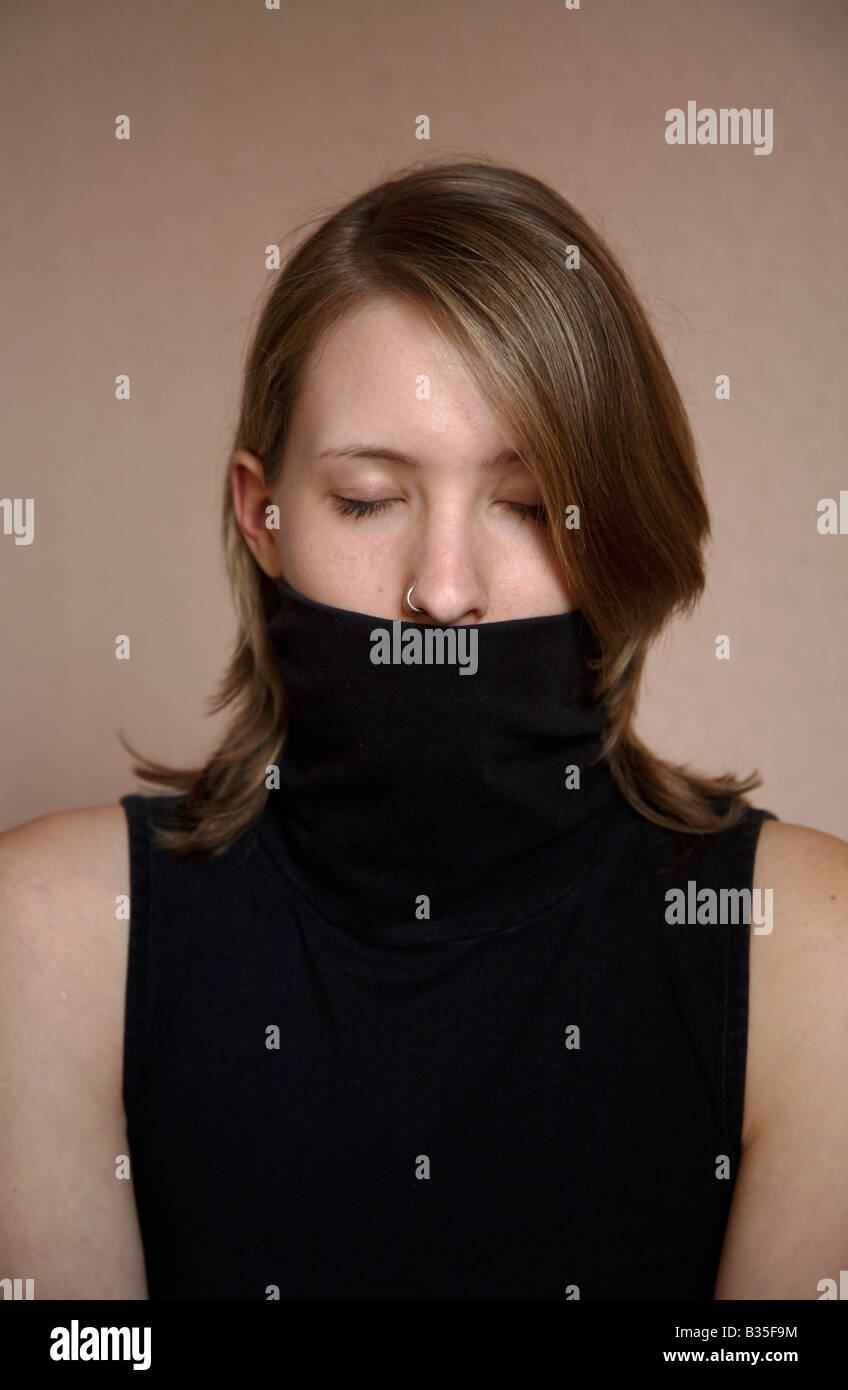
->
[230,449,283,577]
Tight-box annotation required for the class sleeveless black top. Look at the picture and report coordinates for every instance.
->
[121,580,777,1300]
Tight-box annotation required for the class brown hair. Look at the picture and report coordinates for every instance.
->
[119,156,763,858]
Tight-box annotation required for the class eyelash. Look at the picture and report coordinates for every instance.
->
[332,497,547,523]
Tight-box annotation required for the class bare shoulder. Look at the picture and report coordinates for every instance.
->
[0,801,129,999]
[713,817,848,1297]
[0,801,129,889]
[0,802,148,1296]
[743,816,848,1148]
[0,801,131,1094]
[752,816,848,906]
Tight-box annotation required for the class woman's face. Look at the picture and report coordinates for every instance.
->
[232,294,572,623]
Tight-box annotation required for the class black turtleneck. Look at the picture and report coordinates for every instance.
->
[120,579,778,1299]
[263,577,620,945]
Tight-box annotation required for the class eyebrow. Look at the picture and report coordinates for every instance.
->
[316,444,525,471]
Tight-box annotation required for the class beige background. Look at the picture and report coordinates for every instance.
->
[2,0,845,837]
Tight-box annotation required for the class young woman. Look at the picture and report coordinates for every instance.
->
[2,159,846,1301]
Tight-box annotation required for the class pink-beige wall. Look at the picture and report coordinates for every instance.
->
[2,0,845,837]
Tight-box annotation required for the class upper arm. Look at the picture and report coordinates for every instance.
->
[0,806,149,1299]
[713,821,848,1299]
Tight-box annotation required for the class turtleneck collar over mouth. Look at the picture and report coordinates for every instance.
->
[261,577,621,946]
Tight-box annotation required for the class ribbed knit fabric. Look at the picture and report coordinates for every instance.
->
[121,581,777,1299]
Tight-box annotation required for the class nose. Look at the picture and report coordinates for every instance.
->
[404,508,488,625]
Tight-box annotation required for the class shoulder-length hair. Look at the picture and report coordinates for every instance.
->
[120,156,762,858]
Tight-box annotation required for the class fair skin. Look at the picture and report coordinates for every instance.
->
[1,294,846,1300]
[231,295,571,624]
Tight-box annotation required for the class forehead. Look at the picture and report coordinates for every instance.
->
[294,295,502,441]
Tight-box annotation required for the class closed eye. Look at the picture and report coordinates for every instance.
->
[506,501,547,524]
[333,496,547,523]
[333,496,396,518]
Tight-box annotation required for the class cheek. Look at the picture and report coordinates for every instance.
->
[269,489,319,585]
[490,527,570,602]
[271,495,382,597]
[272,486,326,551]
